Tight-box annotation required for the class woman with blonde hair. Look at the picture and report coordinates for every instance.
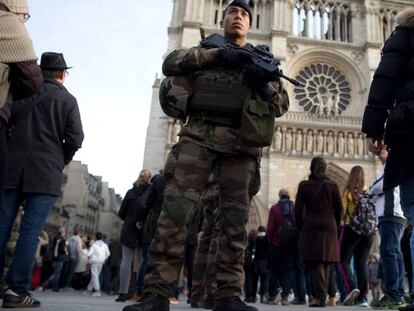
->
[340,166,373,307]
[116,170,151,302]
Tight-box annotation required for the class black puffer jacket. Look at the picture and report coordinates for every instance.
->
[362,8,414,190]
[118,184,150,249]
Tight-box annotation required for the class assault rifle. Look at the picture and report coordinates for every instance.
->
[200,33,300,86]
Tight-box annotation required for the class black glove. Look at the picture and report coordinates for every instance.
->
[244,63,275,90]
[217,47,250,69]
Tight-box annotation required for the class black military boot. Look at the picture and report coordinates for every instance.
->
[213,296,258,311]
[122,293,170,311]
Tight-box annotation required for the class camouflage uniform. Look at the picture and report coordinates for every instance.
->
[144,46,287,299]
[191,184,219,303]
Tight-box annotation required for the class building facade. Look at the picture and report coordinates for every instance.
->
[143,0,410,228]
[59,161,122,238]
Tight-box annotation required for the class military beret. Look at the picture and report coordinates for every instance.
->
[225,0,253,25]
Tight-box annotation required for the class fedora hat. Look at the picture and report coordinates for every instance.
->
[40,52,72,71]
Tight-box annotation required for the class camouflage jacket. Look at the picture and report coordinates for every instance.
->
[162,46,289,157]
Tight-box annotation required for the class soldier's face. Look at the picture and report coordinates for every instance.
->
[221,6,251,41]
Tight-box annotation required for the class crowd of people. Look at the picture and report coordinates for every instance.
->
[243,156,411,309]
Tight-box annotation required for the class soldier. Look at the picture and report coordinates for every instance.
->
[123,0,289,310]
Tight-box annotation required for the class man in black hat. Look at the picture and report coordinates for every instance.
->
[0,52,83,308]
[124,1,289,311]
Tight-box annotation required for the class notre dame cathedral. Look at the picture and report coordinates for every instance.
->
[143,0,411,229]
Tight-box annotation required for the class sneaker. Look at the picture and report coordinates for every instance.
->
[2,289,41,308]
[91,291,102,297]
[35,286,43,292]
[214,296,258,311]
[169,297,179,304]
[343,289,360,306]
[116,293,131,302]
[357,298,369,307]
[122,293,170,311]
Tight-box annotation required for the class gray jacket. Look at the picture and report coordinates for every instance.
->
[5,79,84,196]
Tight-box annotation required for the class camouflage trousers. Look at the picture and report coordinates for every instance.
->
[144,140,258,299]
[191,190,219,302]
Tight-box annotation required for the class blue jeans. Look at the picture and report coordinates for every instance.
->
[42,261,64,289]
[136,245,149,295]
[400,175,414,294]
[65,258,78,288]
[379,222,405,300]
[0,190,56,294]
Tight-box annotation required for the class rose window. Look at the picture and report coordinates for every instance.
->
[294,64,351,115]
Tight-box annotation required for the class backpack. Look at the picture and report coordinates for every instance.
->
[278,202,298,249]
[349,191,377,236]
[0,63,10,109]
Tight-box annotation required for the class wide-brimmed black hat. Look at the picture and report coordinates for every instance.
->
[40,52,72,71]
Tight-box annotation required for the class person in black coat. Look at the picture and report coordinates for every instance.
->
[251,226,269,304]
[0,52,83,307]
[362,11,414,311]
[134,171,166,299]
[116,170,151,302]
[362,8,414,206]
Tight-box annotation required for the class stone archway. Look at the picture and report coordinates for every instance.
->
[247,196,268,232]
[326,162,348,192]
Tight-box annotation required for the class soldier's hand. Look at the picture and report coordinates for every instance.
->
[244,63,275,89]
[217,47,250,69]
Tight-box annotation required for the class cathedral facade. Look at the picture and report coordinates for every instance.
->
[143,0,411,229]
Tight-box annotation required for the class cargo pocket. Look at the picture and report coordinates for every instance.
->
[240,98,275,147]
[163,144,180,181]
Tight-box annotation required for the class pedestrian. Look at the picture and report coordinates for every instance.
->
[0,51,83,308]
[369,149,406,309]
[367,253,381,307]
[266,189,305,305]
[107,239,122,295]
[124,0,289,309]
[83,232,110,297]
[131,171,166,302]
[0,0,43,204]
[31,231,49,290]
[251,226,269,304]
[116,170,151,302]
[39,227,68,292]
[65,227,82,290]
[340,166,373,307]
[361,7,414,311]
[294,156,343,307]
[244,229,258,303]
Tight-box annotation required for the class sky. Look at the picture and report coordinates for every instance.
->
[26,0,173,196]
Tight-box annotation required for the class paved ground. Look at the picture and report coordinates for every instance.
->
[1,291,375,311]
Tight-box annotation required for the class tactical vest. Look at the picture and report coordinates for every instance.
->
[190,68,250,123]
